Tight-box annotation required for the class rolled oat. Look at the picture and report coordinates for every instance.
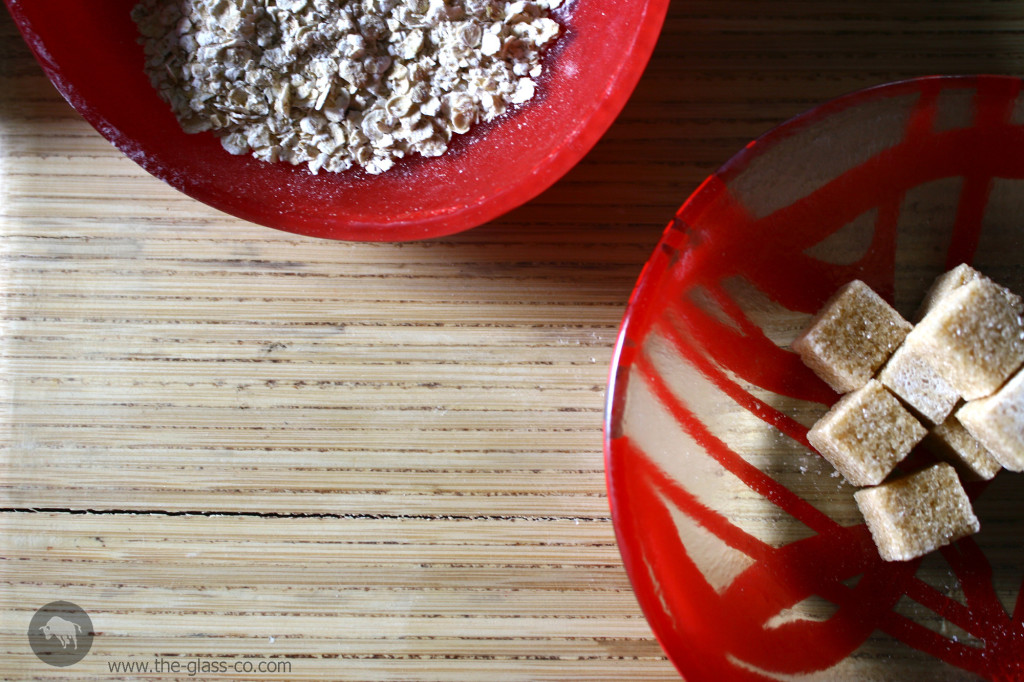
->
[133,0,566,175]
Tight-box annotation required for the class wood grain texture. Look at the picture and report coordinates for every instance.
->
[4,1,1024,679]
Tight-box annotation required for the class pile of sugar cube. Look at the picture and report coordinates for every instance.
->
[793,265,1024,562]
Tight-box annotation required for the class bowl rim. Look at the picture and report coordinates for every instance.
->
[602,73,1024,678]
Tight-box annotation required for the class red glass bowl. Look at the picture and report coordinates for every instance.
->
[605,75,1024,681]
[5,0,667,241]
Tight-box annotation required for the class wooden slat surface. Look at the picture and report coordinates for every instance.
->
[4,1,1024,679]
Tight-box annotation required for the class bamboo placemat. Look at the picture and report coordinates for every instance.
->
[4,2,1024,679]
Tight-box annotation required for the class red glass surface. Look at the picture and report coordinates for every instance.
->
[605,75,1024,680]
[5,0,667,241]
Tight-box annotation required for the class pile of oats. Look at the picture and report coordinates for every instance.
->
[132,0,565,175]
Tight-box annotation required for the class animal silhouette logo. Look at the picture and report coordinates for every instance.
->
[28,601,93,667]
[40,616,82,649]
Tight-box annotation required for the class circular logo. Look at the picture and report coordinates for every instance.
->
[28,601,94,667]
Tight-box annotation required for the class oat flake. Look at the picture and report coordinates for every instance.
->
[132,0,566,175]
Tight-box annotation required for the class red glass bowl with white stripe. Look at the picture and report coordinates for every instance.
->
[605,75,1024,681]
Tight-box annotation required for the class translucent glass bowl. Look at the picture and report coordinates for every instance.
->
[605,75,1024,680]
[6,0,668,241]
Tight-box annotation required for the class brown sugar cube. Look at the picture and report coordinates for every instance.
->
[957,368,1024,471]
[906,277,1024,400]
[807,379,927,486]
[878,342,960,425]
[914,264,1022,322]
[925,415,1002,481]
[854,463,980,562]
[793,280,912,393]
